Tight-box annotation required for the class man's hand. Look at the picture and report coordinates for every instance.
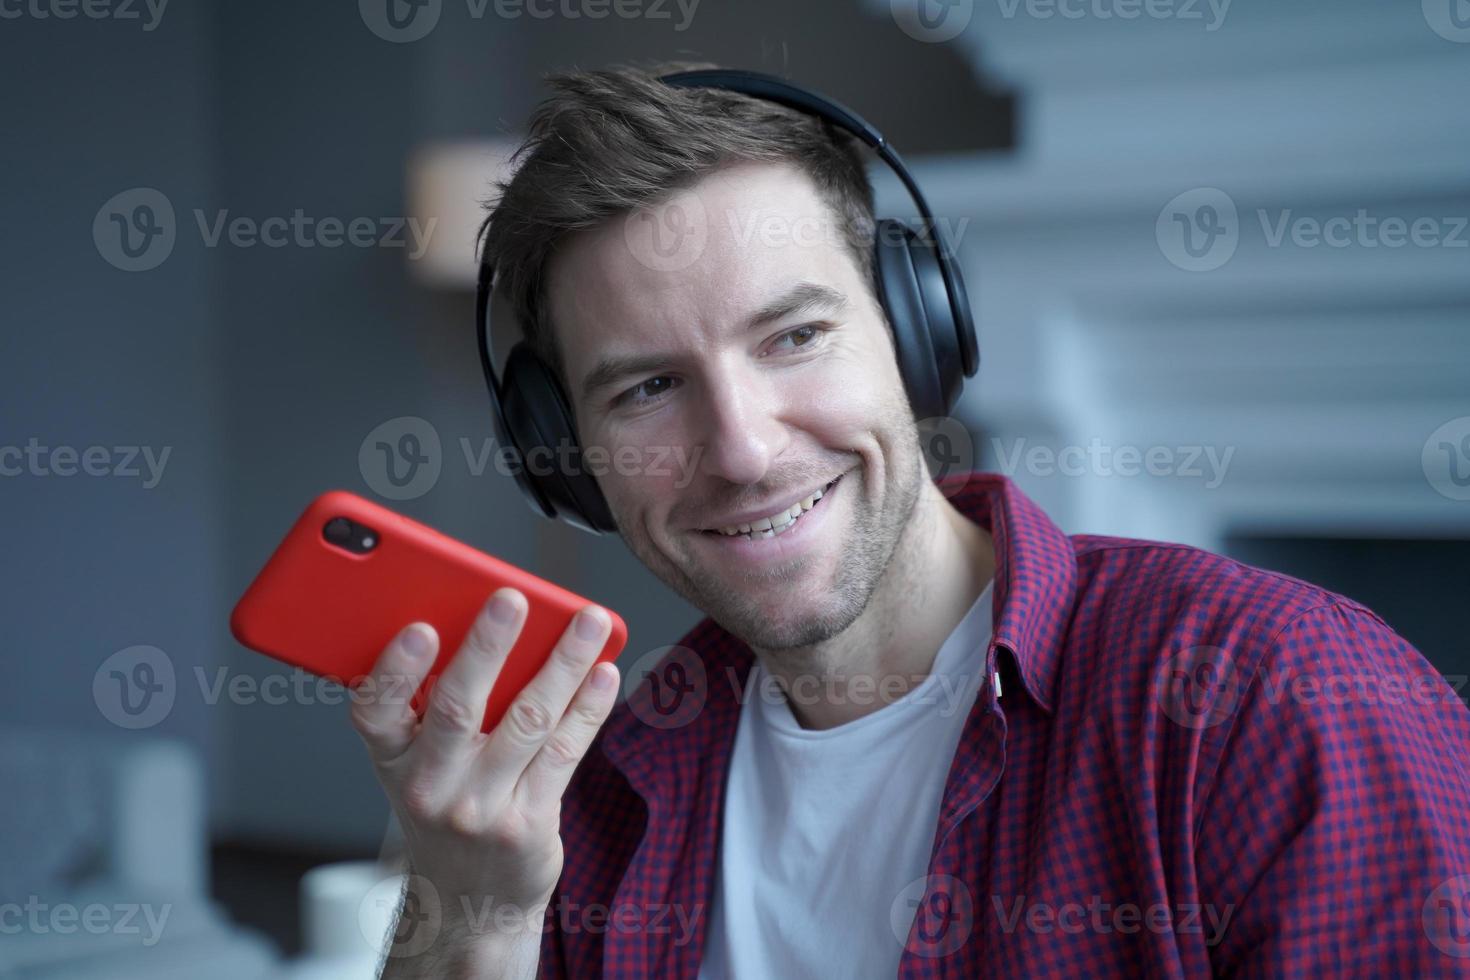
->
[350,587,620,978]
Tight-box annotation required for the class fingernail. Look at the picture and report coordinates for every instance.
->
[576,607,607,640]
[488,592,519,624]
[591,663,616,691]
[402,624,432,658]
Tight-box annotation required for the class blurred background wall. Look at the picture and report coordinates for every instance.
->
[2,0,1467,967]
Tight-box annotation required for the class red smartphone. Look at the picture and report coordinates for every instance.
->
[230,490,628,733]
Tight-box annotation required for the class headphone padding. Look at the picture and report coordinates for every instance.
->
[874,219,944,421]
[500,343,617,534]
[906,227,967,415]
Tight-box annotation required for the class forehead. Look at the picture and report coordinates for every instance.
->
[545,159,861,376]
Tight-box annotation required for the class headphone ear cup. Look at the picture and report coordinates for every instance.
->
[907,227,968,415]
[874,219,945,421]
[499,343,618,535]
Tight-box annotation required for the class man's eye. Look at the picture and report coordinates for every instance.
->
[771,324,822,351]
[616,376,678,408]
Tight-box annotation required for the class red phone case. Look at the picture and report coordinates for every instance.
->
[230,490,627,733]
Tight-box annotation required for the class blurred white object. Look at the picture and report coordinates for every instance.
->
[279,861,401,980]
[406,139,521,288]
[0,728,278,979]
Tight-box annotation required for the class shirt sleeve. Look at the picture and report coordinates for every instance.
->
[536,884,565,980]
[1193,599,1470,976]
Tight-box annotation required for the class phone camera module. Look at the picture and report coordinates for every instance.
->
[323,517,379,555]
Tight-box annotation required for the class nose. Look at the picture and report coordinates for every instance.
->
[695,356,790,486]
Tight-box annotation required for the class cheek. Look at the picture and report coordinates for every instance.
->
[590,442,689,529]
[794,341,905,427]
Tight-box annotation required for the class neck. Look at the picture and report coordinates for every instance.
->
[754,478,996,731]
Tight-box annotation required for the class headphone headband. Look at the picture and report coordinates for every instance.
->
[656,69,977,378]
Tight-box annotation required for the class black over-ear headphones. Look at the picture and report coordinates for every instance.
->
[476,68,980,536]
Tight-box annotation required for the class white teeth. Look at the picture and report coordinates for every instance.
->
[710,479,833,538]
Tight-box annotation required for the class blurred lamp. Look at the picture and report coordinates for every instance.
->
[406,139,521,288]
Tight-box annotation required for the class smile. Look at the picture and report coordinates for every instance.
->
[700,475,842,541]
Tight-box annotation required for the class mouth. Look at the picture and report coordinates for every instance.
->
[699,474,843,542]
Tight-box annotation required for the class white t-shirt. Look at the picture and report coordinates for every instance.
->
[696,580,996,979]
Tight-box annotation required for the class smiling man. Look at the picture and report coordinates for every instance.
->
[549,157,996,728]
[357,64,1470,980]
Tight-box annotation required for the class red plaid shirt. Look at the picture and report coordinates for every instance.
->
[540,471,1470,977]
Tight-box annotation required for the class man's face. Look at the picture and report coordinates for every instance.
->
[547,159,926,651]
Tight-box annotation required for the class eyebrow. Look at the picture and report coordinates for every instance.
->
[577,281,849,405]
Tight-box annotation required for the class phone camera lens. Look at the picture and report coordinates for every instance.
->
[324,518,352,543]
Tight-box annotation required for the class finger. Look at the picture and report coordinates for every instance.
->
[479,604,613,783]
[349,621,440,763]
[413,588,527,770]
[517,661,620,812]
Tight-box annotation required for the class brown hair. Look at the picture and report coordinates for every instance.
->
[476,61,878,392]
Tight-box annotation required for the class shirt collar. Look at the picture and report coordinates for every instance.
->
[600,471,1075,795]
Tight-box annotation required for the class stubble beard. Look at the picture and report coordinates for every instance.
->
[622,414,927,654]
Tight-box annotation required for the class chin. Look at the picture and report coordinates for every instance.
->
[710,586,863,652]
